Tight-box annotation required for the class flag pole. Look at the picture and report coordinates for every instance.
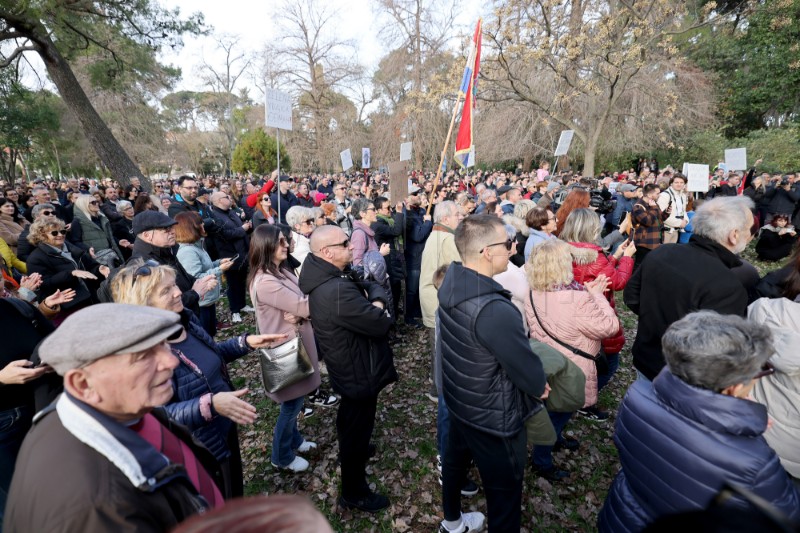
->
[426,96,463,215]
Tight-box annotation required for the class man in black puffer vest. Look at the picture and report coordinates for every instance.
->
[438,214,548,533]
[298,225,396,514]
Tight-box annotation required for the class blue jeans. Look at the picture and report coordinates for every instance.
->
[437,393,450,456]
[0,405,33,527]
[271,396,305,466]
[531,410,573,469]
[597,352,620,392]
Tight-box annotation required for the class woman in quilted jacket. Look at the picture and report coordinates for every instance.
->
[560,208,636,421]
[524,239,619,482]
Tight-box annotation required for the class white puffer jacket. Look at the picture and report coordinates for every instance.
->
[748,297,800,479]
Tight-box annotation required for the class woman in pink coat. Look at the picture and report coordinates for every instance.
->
[249,224,322,473]
[524,239,619,481]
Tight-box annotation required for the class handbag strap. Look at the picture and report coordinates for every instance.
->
[529,290,598,361]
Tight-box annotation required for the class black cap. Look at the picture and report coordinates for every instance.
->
[279,174,293,183]
[198,188,212,196]
[132,211,177,235]
[497,185,512,195]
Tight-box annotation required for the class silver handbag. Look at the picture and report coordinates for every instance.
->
[258,329,314,393]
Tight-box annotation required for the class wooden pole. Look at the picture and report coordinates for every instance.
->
[426,93,463,215]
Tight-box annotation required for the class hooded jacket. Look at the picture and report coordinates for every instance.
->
[298,253,396,399]
[748,297,800,479]
[598,369,800,532]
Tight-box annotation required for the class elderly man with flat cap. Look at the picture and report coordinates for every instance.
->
[4,304,224,533]
[130,211,217,315]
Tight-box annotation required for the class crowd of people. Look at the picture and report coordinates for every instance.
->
[1,160,800,532]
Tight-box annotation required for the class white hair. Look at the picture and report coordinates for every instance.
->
[285,206,315,229]
[692,196,754,245]
[433,201,458,223]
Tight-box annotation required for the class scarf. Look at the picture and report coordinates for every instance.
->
[377,213,403,246]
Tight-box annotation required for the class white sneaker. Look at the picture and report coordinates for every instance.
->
[240,305,255,313]
[231,313,242,323]
[271,455,309,473]
[439,512,486,532]
[296,440,317,453]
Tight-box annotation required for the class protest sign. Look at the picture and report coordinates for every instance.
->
[362,148,371,169]
[554,130,574,157]
[725,148,747,171]
[686,164,710,192]
[340,149,353,172]
[400,142,412,162]
[388,161,407,202]
[265,88,292,130]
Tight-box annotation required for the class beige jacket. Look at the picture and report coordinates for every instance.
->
[420,225,460,328]
[0,214,25,254]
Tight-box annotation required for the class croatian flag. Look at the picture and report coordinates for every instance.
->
[454,19,482,168]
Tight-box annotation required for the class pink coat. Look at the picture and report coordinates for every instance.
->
[250,269,321,403]
[525,289,619,407]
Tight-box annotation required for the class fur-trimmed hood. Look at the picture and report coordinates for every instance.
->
[502,214,530,236]
[569,242,600,266]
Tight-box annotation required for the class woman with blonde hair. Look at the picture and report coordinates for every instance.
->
[111,261,284,497]
[68,194,126,267]
[524,239,619,481]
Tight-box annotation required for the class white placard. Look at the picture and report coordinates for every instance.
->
[725,148,747,171]
[400,142,412,162]
[340,149,353,172]
[265,88,292,131]
[554,130,574,157]
[686,164,710,192]
[362,148,371,169]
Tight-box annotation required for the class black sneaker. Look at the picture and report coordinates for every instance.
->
[338,491,390,513]
[552,436,580,452]
[576,405,610,422]
[308,393,340,407]
[532,465,570,482]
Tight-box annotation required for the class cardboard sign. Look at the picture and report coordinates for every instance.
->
[388,161,408,202]
[362,147,371,169]
[725,148,747,171]
[400,142,412,162]
[265,88,292,131]
[554,130,574,157]
[340,149,353,172]
[686,164,710,192]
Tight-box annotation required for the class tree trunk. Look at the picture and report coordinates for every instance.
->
[582,144,596,178]
[38,38,147,189]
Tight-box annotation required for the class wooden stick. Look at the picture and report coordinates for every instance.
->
[426,93,463,215]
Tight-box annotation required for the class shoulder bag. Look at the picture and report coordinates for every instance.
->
[529,290,609,375]
[252,273,315,394]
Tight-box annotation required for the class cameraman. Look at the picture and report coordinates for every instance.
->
[657,174,689,244]
[764,174,800,225]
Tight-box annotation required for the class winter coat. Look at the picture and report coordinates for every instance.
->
[523,229,556,261]
[112,216,135,248]
[6,396,219,533]
[598,369,800,532]
[333,198,353,235]
[611,194,636,227]
[207,206,249,270]
[764,184,800,215]
[26,242,104,310]
[130,240,200,313]
[269,191,299,225]
[420,225,460,328]
[404,207,433,270]
[177,240,223,306]
[623,235,748,379]
[756,264,793,299]
[298,253,396,399]
[748,297,800,479]
[164,312,250,461]
[656,187,689,230]
[350,220,378,267]
[503,213,530,267]
[0,237,25,275]
[372,212,405,281]
[569,242,633,354]
[631,199,669,249]
[250,269,321,403]
[69,209,123,263]
[755,225,797,261]
[0,213,25,254]
[525,288,619,407]
[291,231,311,275]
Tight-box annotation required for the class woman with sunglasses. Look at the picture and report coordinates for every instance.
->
[248,224,322,473]
[26,217,109,320]
[111,261,285,497]
[599,311,800,531]
[68,194,126,268]
[350,199,390,267]
[285,206,317,275]
[252,192,277,229]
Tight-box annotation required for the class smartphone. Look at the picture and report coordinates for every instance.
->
[229,254,239,263]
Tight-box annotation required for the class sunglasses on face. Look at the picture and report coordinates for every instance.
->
[303,219,316,226]
[41,210,54,216]
[49,229,68,236]
[89,200,98,206]
[326,239,350,249]
[754,363,775,380]
[482,239,513,253]
[132,259,160,287]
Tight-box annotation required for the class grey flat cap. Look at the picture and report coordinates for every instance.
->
[132,211,177,235]
[39,303,183,375]
[618,183,638,193]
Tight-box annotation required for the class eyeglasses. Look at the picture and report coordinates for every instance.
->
[89,200,98,205]
[49,229,68,236]
[303,219,316,226]
[41,210,54,216]
[365,207,376,212]
[482,239,513,252]
[132,259,160,287]
[261,197,271,202]
[754,363,775,380]
[324,239,350,249]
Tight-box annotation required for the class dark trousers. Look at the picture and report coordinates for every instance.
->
[225,268,248,313]
[0,405,33,525]
[633,247,651,271]
[337,394,379,499]
[219,424,244,498]
[442,416,526,531]
[405,268,422,321]
[198,304,217,338]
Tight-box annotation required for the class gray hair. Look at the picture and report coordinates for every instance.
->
[503,223,517,241]
[692,196,754,244]
[513,199,536,220]
[116,200,133,213]
[663,310,773,391]
[350,198,373,220]
[285,206,315,229]
[31,203,55,218]
[480,189,496,203]
[559,208,601,244]
[433,201,458,223]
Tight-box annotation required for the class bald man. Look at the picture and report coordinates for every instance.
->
[208,191,252,322]
[299,225,396,513]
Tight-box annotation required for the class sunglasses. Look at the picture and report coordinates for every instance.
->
[89,200,98,206]
[754,363,775,380]
[278,238,290,247]
[132,259,160,287]
[41,210,54,216]
[303,219,316,225]
[325,239,350,249]
[482,239,514,252]
[49,229,68,236]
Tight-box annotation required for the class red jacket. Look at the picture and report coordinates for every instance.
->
[569,242,634,354]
